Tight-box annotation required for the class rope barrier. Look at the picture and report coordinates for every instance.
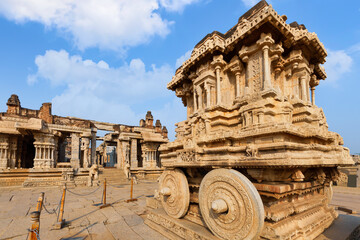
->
[42,197,61,216]
[66,185,102,197]
[28,228,40,240]
[107,183,125,189]
[26,176,140,236]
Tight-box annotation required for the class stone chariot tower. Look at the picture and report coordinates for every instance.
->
[148,1,354,239]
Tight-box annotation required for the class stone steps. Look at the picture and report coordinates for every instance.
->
[99,168,129,184]
[0,169,30,186]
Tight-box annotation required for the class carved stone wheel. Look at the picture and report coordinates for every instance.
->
[159,169,190,218]
[199,169,264,240]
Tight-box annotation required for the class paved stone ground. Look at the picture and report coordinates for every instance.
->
[0,181,167,240]
[0,183,359,240]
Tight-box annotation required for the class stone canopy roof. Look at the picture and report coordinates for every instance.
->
[168,0,327,90]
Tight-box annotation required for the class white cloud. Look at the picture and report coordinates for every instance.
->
[241,0,259,8]
[175,49,192,68]
[349,43,360,54]
[28,49,186,139]
[0,0,198,51]
[160,0,200,12]
[323,50,353,85]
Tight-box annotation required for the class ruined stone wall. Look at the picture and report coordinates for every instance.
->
[53,116,92,128]
[38,103,53,123]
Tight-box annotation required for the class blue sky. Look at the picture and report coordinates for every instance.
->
[0,0,359,153]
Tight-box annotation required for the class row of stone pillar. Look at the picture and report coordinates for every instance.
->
[69,132,96,169]
[118,137,160,170]
[35,146,54,160]
[0,135,18,169]
[193,83,213,111]
[33,144,55,168]
[193,54,317,112]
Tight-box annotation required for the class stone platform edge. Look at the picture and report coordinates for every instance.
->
[145,208,220,240]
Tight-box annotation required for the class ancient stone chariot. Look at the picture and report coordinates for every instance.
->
[148,1,354,239]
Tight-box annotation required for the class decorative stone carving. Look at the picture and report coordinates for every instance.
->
[199,169,264,240]
[177,150,196,162]
[245,144,258,157]
[159,169,190,218]
[155,1,353,240]
[33,133,56,169]
[88,164,99,186]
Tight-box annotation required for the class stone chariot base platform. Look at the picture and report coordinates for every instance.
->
[145,208,220,240]
[145,197,338,240]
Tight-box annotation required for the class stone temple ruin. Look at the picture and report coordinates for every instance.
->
[0,94,168,186]
[146,1,354,239]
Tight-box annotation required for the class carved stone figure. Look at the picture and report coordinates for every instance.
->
[147,1,354,240]
[88,164,99,186]
[124,161,131,179]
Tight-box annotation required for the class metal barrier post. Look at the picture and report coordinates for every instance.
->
[36,192,44,213]
[126,177,138,203]
[28,211,40,240]
[100,178,110,209]
[54,186,66,229]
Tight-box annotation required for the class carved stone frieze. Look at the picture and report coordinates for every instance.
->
[177,150,196,162]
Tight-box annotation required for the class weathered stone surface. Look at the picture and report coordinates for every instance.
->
[146,208,221,240]
[152,1,354,239]
[122,214,144,227]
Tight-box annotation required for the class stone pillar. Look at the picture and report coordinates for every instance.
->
[116,139,121,169]
[118,139,130,169]
[193,88,197,112]
[16,138,22,168]
[258,111,264,124]
[130,139,138,169]
[70,133,80,169]
[235,71,241,98]
[311,87,315,105]
[81,137,90,168]
[197,86,203,110]
[205,83,211,108]
[0,135,9,168]
[215,66,221,105]
[300,76,307,101]
[306,80,310,103]
[0,147,8,169]
[8,136,17,168]
[54,137,59,167]
[91,131,96,166]
[262,46,272,90]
